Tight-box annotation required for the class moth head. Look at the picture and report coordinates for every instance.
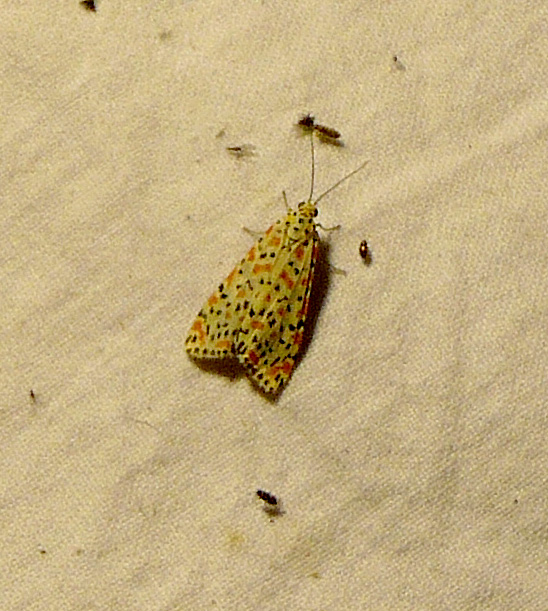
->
[298,201,319,218]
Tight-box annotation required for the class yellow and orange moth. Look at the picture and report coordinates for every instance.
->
[186,137,367,394]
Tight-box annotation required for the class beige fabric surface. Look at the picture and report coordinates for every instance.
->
[2,2,547,609]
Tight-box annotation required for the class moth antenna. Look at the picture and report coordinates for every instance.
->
[314,159,369,205]
[308,133,315,202]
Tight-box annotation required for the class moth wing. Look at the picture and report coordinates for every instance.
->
[237,227,319,394]
[185,234,265,358]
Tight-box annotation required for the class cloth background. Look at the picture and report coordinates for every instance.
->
[2,2,547,609]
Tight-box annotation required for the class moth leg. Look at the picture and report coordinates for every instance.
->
[242,227,263,238]
[329,264,347,276]
[316,223,341,232]
[282,191,289,211]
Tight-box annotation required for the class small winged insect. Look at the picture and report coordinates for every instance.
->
[359,240,368,260]
[296,114,342,144]
[256,489,283,516]
[79,0,97,11]
[256,489,277,505]
[226,144,257,159]
[30,389,36,402]
[392,55,406,71]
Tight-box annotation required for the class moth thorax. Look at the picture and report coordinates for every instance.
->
[297,201,319,218]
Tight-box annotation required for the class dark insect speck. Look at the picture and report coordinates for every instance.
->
[80,0,97,11]
[256,489,277,505]
[297,114,342,143]
[359,240,368,260]
[297,113,315,129]
[226,144,256,159]
[314,124,341,140]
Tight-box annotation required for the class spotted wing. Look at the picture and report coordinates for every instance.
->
[236,224,319,394]
[185,216,290,359]
[186,210,319,394]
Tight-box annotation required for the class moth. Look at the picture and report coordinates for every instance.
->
[186,137,367,394]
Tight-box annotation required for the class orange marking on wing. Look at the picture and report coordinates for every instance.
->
[281,361,293,374]
[280,270,294,290]
[191,319,206,343]
[208,294,219,307]
[312,243,319,259]
[267,360,293,377]
[251,320,265,330]
[237,289,246,298]
[269,236,281,246]
[295,245,305,260]
[248,351,259,366]
[247,246,256,262]
[215,340,231,350]
[253,263,273,274]
[226,268,236,287]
